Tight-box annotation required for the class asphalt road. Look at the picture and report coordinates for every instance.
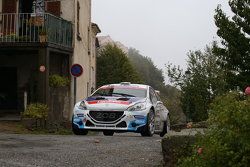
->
[0,132,163,167]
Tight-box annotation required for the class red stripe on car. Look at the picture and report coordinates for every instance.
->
[87,100,130,105]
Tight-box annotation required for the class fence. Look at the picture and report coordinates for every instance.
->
[0,13,73,48]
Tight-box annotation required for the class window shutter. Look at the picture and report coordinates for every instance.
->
[2,0,16,13]
[46,1,61,17]
[2,0,16,34]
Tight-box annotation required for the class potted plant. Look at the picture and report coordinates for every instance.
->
[29,16,44,26]
[49,74,70,88]
[39,28,47,42]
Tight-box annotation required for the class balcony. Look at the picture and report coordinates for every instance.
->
[0,13,73,48]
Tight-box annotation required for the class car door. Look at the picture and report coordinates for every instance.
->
[149,88,161,131]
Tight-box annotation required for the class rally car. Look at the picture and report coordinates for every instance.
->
[72,82,170,137]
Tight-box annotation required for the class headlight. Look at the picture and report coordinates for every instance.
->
[78,101,87,110]
[127,102,146,111]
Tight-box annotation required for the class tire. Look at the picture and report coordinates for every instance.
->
[103,130,114,136]
[141,110,155,137]
[160,115,170,137]
[72,127,88,135]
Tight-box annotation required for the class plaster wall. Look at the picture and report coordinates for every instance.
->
[0,1,2,13]
[72,0,92,100]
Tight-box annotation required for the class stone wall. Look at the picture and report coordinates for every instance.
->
[49,87,70,125]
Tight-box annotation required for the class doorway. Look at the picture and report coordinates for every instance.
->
[0,67,18,110]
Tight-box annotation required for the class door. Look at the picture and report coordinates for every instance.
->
[0,67,18,110]
[2,0,17,35]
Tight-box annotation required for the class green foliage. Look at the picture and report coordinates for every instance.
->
[167,45,227,122]
[163,86,186,124]
[128,48,165,88]
[214,1,250,90]
[179,92,250,167]
[22,103,48,119]
[162,135,196,166]
[96,44,142,87]
[49,74,70,87]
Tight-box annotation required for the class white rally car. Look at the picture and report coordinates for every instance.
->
[72,82,170,137]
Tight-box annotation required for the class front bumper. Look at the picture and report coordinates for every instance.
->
[72,110,148,132]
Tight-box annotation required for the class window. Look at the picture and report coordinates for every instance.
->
[76,1,81,40]
[45,0,61,17]
[149,88,157,104]
[93,86,147,98]
[155,92,161,101]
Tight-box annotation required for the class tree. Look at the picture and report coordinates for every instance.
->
[96,44,142,87]
[214,0,250,90]
[128,48,186,124]
[167,45,227,122]
[128,48,165,89]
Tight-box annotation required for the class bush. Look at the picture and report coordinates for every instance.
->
[162,135,196,166]
[49,74,70,87]
[178,92,250,167]
[22,103,48,119]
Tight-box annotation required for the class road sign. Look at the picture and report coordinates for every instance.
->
[70,64,83,77]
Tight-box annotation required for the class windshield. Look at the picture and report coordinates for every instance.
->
[92,86,147,98]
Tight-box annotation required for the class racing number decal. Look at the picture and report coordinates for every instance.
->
[96,113,116,119]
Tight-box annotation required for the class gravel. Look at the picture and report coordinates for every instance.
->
[0,133,163,167]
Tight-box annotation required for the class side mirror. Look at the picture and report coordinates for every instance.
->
[155,90,160,95]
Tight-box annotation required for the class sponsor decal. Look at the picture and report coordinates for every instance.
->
[96,112,116,119]
[87,100,131,105]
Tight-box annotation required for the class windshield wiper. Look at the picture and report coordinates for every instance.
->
[112,93,135,97]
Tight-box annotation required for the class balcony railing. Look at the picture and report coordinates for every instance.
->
[0,13,73,48]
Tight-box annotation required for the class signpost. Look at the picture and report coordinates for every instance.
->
[70,64,83,104]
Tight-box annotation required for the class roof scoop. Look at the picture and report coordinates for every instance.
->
[95,97,106,100]
[117,97,130,101]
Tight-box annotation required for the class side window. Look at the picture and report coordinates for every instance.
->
[156,92,161,101]
[149,88,157,104]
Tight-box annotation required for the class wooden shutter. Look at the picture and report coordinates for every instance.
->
[2,0,16,13]
[46,1,61,17]
[2,0,17,35]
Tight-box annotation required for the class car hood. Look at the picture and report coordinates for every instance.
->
[83,96,146,111]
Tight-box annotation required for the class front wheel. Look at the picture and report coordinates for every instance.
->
[72,128,88,135]
[141,110,155,137]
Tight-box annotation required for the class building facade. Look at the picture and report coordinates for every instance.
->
[0,0,100,121]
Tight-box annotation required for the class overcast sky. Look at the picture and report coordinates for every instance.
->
[92,0,231,70]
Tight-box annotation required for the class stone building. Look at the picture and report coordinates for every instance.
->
[0,0,100,121]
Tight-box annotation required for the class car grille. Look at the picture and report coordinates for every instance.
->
[89,111,124,123]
